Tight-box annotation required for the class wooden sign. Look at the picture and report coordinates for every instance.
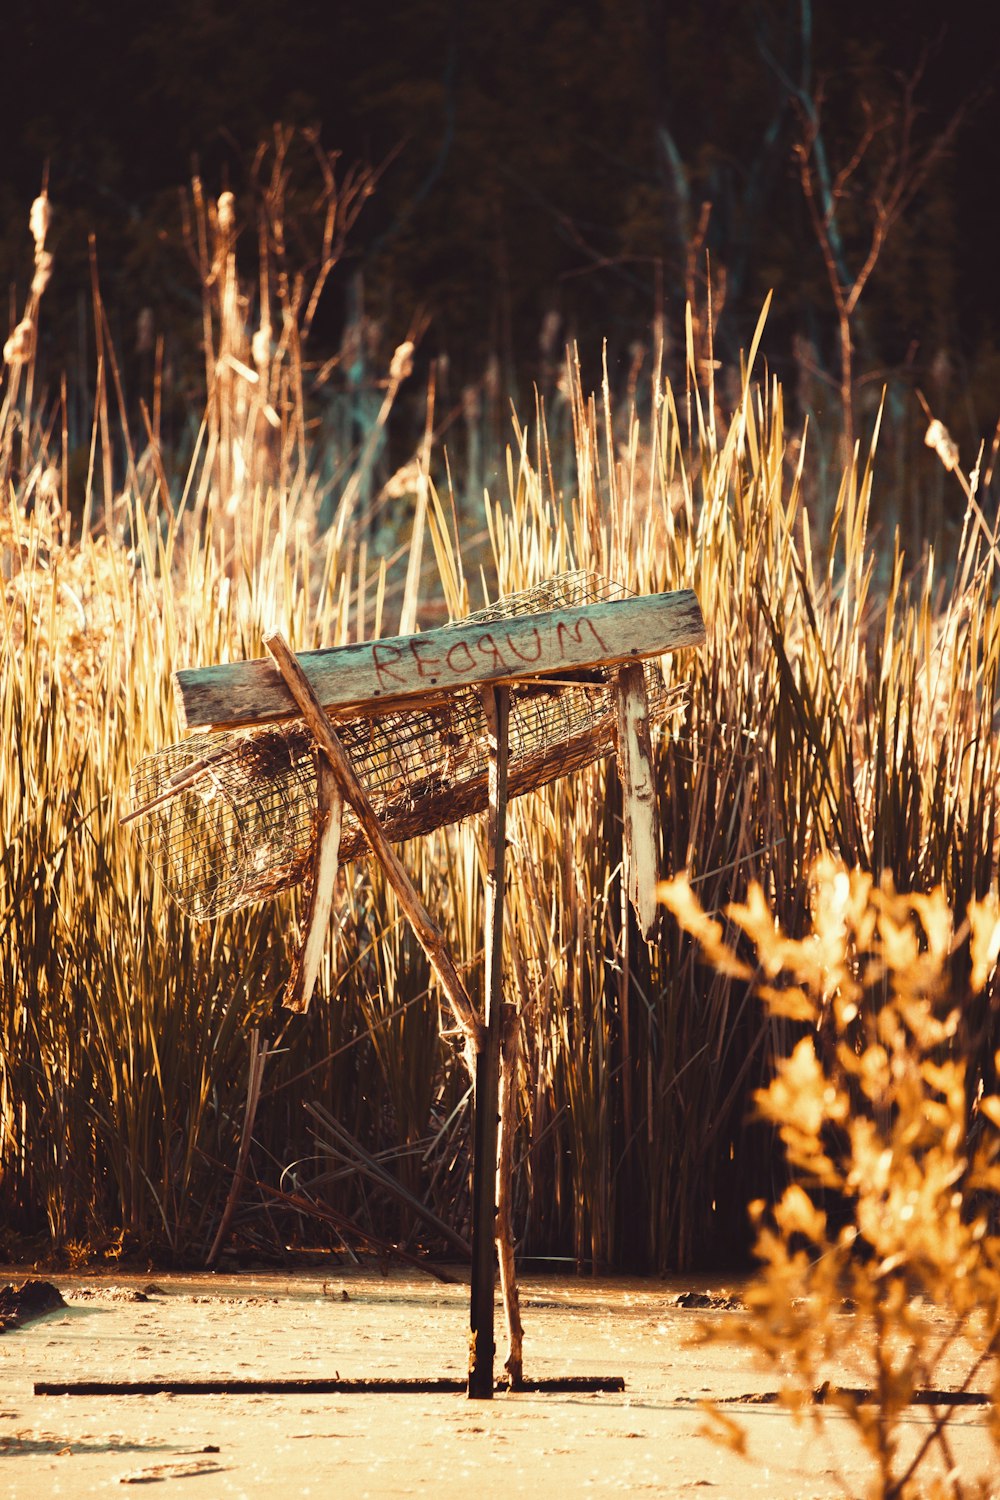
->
[175,589,705,732]
[129,575,708,1401]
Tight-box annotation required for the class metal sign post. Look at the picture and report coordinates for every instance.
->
[468,683,510,1398]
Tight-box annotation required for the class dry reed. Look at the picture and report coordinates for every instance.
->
[2,154,998,1274]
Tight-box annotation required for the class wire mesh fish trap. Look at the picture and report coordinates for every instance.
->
[127,572,683,920]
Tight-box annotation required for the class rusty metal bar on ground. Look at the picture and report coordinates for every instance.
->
[35,1375,627,1397]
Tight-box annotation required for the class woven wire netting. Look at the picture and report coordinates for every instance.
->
[459,569,627,623]
[127,571,681,920]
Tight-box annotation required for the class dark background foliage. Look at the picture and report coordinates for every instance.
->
[3,0,998,443]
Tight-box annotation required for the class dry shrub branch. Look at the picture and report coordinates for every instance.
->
[661,859,1000,1499]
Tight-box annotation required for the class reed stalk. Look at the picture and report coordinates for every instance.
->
[2,163,997,1271]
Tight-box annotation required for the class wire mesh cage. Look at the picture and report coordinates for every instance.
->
[127,572,683,920]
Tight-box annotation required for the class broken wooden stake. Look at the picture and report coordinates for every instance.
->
[614,661,660,940]
[283,755,343,1013]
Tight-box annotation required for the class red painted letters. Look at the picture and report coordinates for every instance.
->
[372,641,405,688]
[555,616,610,655]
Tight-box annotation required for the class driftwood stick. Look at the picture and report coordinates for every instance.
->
[283,755,343,1014]
[205,1029,268,1266]
[264,631,484,1055]
[497,1000,524,1387]
[613,661,659,940]
[118,782,193,826]
[118,750,231,825]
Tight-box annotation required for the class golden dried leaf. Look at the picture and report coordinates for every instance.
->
[697,1402,748,1456]
[774,1183,827,1245]
[756,983,818,1022]
[909,888,953,962]
[968,897,1000,992]
[879,909,920,974]
[658,875,751,979]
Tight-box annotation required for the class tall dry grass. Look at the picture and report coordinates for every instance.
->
[664,858,1000,1498]
[2,160,998,1269]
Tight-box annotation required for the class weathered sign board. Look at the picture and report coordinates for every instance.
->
[140,580,706,1401]
[174,588,705,731]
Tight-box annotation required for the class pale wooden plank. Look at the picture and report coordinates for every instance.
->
[176,588,705,732]
[282,757,343,1014]
[614,661,659,941]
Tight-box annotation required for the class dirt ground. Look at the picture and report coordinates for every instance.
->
[0,1266,996,1498]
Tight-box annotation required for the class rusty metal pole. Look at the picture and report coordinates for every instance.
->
[468,683,510,1399]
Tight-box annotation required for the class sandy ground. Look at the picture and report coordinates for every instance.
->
[0,1266,996,1498]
